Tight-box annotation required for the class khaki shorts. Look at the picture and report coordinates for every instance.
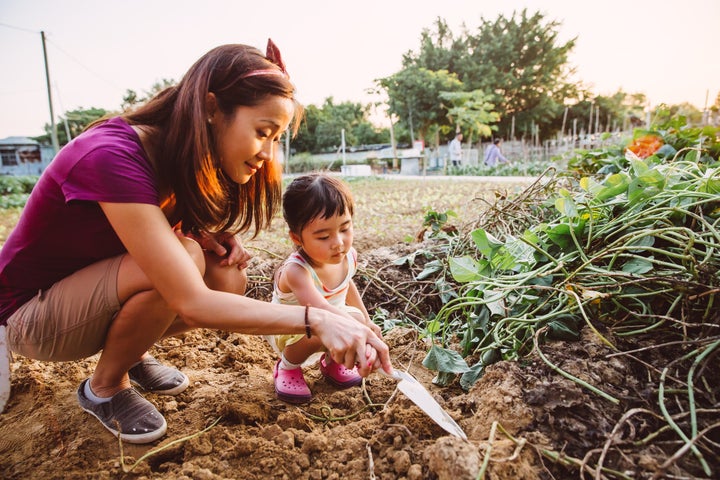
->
[6,255,123,361]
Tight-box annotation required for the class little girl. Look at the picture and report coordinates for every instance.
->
[267,173,383,403]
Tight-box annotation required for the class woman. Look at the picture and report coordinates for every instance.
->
[0,40,391,444]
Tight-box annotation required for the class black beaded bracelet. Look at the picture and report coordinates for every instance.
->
[304,304,312,338]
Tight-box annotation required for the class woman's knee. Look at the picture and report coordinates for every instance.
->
[178,235,206,275]
[117,237,206,303]
[203,253,247,294]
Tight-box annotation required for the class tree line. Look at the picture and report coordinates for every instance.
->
[37,9,716,153]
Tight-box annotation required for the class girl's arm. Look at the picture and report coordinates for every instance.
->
[346,280,383,337]
[100,202,391,376]
[281,262,352,320]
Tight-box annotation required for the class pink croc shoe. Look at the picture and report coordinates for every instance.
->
[319,354,362,389]
[273,360,312,404]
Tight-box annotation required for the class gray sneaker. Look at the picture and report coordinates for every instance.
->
[128,356,189,395]
[77,379,167,444]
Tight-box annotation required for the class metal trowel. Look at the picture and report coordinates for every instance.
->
[383,369,467,440]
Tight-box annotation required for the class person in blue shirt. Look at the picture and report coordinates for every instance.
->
[483,138,509,167]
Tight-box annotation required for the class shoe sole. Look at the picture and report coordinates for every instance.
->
[275,389,313,404]
[79,403,167,444]
[322,374,363,389]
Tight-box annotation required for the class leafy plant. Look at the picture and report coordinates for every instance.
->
[410,115,720,395]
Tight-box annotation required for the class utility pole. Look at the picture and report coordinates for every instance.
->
[41,31,59,153]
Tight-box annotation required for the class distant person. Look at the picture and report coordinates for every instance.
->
[0,40,392,444]
[266,173,383,403]
[484,138,509,167]
[449,132,463,167]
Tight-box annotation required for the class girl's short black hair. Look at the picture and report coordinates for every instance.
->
[282,173,354,235]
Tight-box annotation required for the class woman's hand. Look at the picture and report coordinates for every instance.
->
[366,320,383,339]
[182,231,252,269]
[310,307,392,377]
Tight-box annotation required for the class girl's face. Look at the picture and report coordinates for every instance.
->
[211,95,294,185]
[291,210,354,266]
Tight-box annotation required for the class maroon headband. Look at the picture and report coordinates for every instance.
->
[240,38,289,79]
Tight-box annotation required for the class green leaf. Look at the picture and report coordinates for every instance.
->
[449,256,482,283]
[544,220,585,248]
[471,228,503,260]
[595,173,630,201]
[416,259,442,280]
[545,314,581,341]
[426,318,442,334]
[422,344,470,373]
[554,196,578,218]
[432,371,457,387]
[459,362,485,390]
[484,289,506,317]
[626,235,655,252]
[499,234,537,271]
[621,257,654,274]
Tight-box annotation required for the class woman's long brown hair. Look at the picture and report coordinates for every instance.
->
[123,43,303,237]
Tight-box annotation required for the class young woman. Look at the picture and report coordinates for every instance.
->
[266,173,383,403]
[0,40,391,444]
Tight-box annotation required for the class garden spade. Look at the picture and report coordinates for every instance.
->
[384,369,467,440]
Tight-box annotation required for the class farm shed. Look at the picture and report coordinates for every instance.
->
[0,137,54,176]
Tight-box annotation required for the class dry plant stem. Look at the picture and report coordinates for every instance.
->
[475,420,498,480]
[491,421,633,480]
[533,327,620,405]
[246,245,284,259]
[595,408,664,480]
[652,421,720,480]
[118,417,222,473]
[300,403,385,423]
[366,442,376,480]
[358,265,424,317]
[658,365,711,476]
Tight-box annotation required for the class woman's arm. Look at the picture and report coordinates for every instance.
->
[100,202,391,375]
[281,262,353,320]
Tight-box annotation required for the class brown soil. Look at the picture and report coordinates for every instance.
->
[0,177,716,479]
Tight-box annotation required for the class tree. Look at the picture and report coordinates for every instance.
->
[292,99,389,153]
[122,78,176,111]
[440,90,499,145]
[401,18,460,73]
[36,107,109,146]
[377,66,463,146]
[292,104,321,153]
[403,9,579,140]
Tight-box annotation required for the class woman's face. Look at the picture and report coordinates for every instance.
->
[211,95,294,185]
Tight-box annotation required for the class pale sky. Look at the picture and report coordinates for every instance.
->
[1,0,718,139]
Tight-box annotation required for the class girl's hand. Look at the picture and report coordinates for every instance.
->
[312,308,392,377]
[364,344,384,372]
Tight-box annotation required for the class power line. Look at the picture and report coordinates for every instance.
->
[45,37,124,92]
[0,22,38,34]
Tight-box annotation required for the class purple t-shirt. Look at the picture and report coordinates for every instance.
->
[0,117,159,324]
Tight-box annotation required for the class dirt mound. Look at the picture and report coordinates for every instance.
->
[1,241,715,479]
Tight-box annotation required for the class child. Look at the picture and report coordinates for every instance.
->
[267,173,383,403]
